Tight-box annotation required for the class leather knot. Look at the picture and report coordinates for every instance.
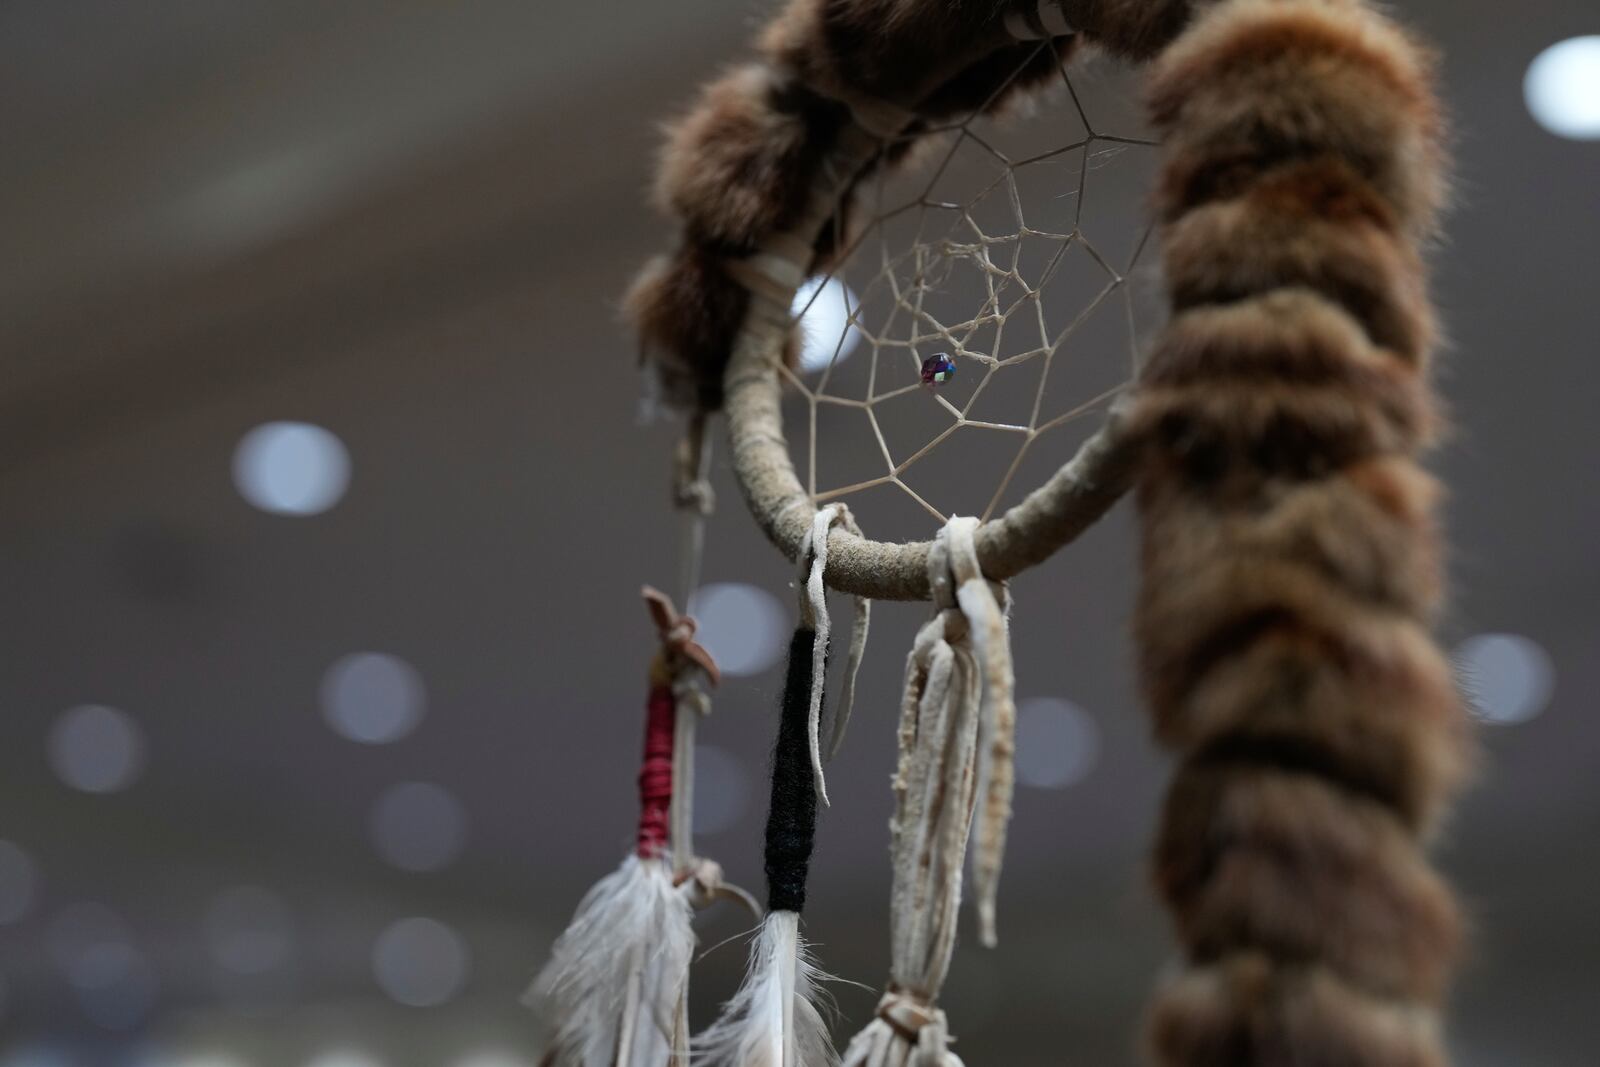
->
[875,990,964,1067]
[876,989,938,1040]
[642,586,720,685]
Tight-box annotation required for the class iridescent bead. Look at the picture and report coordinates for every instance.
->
[920,352,956,386]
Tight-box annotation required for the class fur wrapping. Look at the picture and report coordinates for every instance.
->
[626,244,751,413]
[657,63,851,255]
[759,0,1017,108]
[1150,0,1446,235]
[529,855,696,1067]
[761,0,1078,120]
[1058,0,1201,59]
[1129,1,1471,1063]
[694,911,837,1067]
[626,245,803,413]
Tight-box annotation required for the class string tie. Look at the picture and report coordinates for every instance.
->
[672,413,715,518]
[873,991,965,1067]
[636,683,675,858]
[643,586,720,881]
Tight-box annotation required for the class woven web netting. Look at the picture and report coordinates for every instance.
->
[787,50,1160,540]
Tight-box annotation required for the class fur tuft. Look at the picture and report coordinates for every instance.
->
[625,245,803,413]
[695,911,837,1067]
[657,64,851,254]
[529,855,696,1067]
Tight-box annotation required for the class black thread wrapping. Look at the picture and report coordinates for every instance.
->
[764,626,824,913]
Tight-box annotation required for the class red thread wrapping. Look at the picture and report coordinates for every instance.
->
[637,683,676,857]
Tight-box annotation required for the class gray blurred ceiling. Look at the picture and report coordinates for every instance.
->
[1,2,1597,1065]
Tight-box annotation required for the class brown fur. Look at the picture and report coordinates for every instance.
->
[918,36,1077,120]
[1139,452,1446,616]
[1137,553,1469,827]
[1162,164,1435,362]
[1148,956,1450,1066]
[759,1,1092,121]
[626,245,754,412]
[1132,1,1468,1062]
[1151,0,1445,231]
[1130,294,1437,478]
[760,0,1018,108]
[1156,767,1462,1000]
[1060,0,1201,59]
[657,63,852,253]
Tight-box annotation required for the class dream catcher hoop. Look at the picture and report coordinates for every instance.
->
[537,1,1476,1065]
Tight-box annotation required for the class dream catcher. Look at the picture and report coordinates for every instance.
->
[541,0,1476,1064]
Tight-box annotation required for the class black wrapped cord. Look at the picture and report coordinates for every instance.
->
[764,626,824,913]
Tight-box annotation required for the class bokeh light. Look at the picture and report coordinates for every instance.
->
[75,954,159,1031]
[690,583,787,677]
[371,917,470,1007]
[233,422,351,516]
[203,886,294,974]
[171,1054,251,1067]
[792,275,864,373]
[1525,36,1600,139]
[304,1051,386,1067]
[320,653,426,744]
[0,1045,76,1067]
[451,1053,533,1067]
[47,705,145,794]
[46,906,159,1031]
[1012,698,1100,790]
[370,782,468,872]
[46,902,137,991]
[0,840,39,925]
[1454,632,1555,725]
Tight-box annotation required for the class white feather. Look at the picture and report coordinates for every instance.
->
[695,911,838,1067]
[528,854,696,1067]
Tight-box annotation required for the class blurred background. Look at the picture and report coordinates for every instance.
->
[1,2,1597,1066]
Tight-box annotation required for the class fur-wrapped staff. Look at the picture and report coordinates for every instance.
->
[527,591,726,1067]
[697,508,863,1067]
[841,519,999,1067]
[1129,0,1473,1062]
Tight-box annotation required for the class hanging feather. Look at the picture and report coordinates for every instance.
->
[528,593,724,1067]
[696,607,838,1067]
[698,909,836,1067]
[531,851,695,1067]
